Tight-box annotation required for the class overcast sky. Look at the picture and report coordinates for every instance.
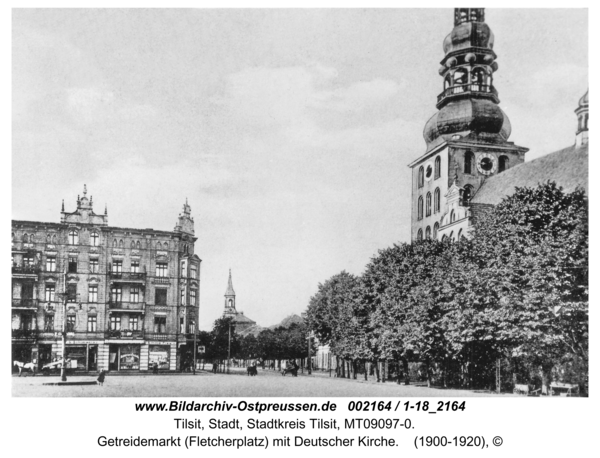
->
[12,9,588,330]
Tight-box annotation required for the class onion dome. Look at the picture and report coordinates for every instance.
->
[443,22,494,55]
[578,89,589,109]
[424,98,511,147]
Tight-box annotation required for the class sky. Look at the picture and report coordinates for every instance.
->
[12,8,588,330]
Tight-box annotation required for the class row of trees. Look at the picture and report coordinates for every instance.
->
[306,182,588,393]
[197,318,316,371]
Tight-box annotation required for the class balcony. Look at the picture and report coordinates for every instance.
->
[105,329,144,340]
[12,328,38,340]
[12,264,41,277]
[153,277,170,285]
[109,271,147,283]
[145,332,174,342]
[108,301,146,312]
[436,84,499,107]
[12,298,39,309]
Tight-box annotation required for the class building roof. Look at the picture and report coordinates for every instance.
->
[471,144,588,206]
[232,312,256,325]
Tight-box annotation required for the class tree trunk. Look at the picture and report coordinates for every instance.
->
[426,361,431,388]
[381,360,386,383]
[364,361,368,381]
[540,362,554,396]
[375,359,380,382]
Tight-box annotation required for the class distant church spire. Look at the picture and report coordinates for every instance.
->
[224,269,236,315]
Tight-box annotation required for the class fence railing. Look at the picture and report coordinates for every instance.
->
[12,298,39,308]
[437,84,498,104]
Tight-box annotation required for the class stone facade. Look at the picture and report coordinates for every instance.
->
[11,187,201,373]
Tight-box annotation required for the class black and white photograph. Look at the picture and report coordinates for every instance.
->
[10,6,588,402]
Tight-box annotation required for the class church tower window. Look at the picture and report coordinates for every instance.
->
[425,226,431,240]
[426,192,432,217]
[462,185,474,205]
[417,229,423,241]
[464,151,474,174]
[417,196,424,220]
[498,155,509,173]
[433,222,439,240]
[434,156,441,179]
[418,166,424,188]
[434,188,441,213]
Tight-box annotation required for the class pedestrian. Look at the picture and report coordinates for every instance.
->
[97,368,106,386]
[153,361,159,374]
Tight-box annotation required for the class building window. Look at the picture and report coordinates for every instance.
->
[464,151,474,174]
[44,315,54,332]
[45,285,55,302]
[417,196,423,220]
[181,289,186,305]
[463,184,474,205]
[190,290,197,306]
[68,257,78,273]
[498,155,509,173]
[111,286,122,303]
[417,229,423,241]
[112,260,122,273]
[90,231,99,247]
[418,166,424,188]
[129,316,139,331]
[433,222,439,240]
[450,210,456,223]
[453,68,467,85]
[190,265,197,279]
[154,316,166,333]
[155,289,167,306]
[89,285,98,303]
[131,261,140,273]
[425,226,431,240]
[23,256,34,266]
[67,284,77,302]
[90,259,99,273]
[87,316,97,332]
[426,192,432,217]
[136,241,141,250]
[434,156,441,179]
[444,74,452,90]
[66,315,76,332]
[110,315,121,331]
[434,188,441,213]
[46,256,56,272]
[156,262,168,277]
[130,287,140,303]
[68,230,79,245]
[458,229,463,240]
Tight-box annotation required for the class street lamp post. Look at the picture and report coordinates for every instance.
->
[227,321,231,374]
[192,320,197,375]
[307,332,312,375]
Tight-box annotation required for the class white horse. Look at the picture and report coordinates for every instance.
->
[14,360,36,377]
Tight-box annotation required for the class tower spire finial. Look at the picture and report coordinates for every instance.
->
[104,204,107,215]
[61,199,65,212]
[83,184,87,196]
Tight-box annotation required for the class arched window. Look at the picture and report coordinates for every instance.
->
[462,184,474,205]
[418,196,424,220]
[156,242,162,250]
[68,230,78,245]
[418,166,424,188]
[450,231,454,241]
[164,242,169,250]
[113,239,117,248]
[442,234,448,242]
[417,229,423,241]
[450,210,456,223]
[464,151,474,174]
[46,234,51,243]
[130,240,135,249]
[444,74,452,90]
[119,239,124,248]
[425,226,431,240]
[434,156,441,179]
[426,192,432,217]
[433,223,439,240]
[458,229,463,240]
[499,155,509,173]
[90,231,99,247]
[136,241,141,250]
[434,188,441,213]
[472,68,486,87]
[22,234,29,243]
[453,68,467,86]
[52,234,57,244]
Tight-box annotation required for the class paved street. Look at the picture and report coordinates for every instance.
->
[12,368,499,397]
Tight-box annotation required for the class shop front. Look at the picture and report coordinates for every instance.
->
[149,345,170,371]
[109,344,141,371]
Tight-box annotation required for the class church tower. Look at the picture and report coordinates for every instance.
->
[575,89,589,149]
[409,8,528,241]
[223,269,236,317]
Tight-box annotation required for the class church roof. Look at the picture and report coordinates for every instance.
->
[225,269,235,296]
[471,144,588,206]
[231,312,256,325]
